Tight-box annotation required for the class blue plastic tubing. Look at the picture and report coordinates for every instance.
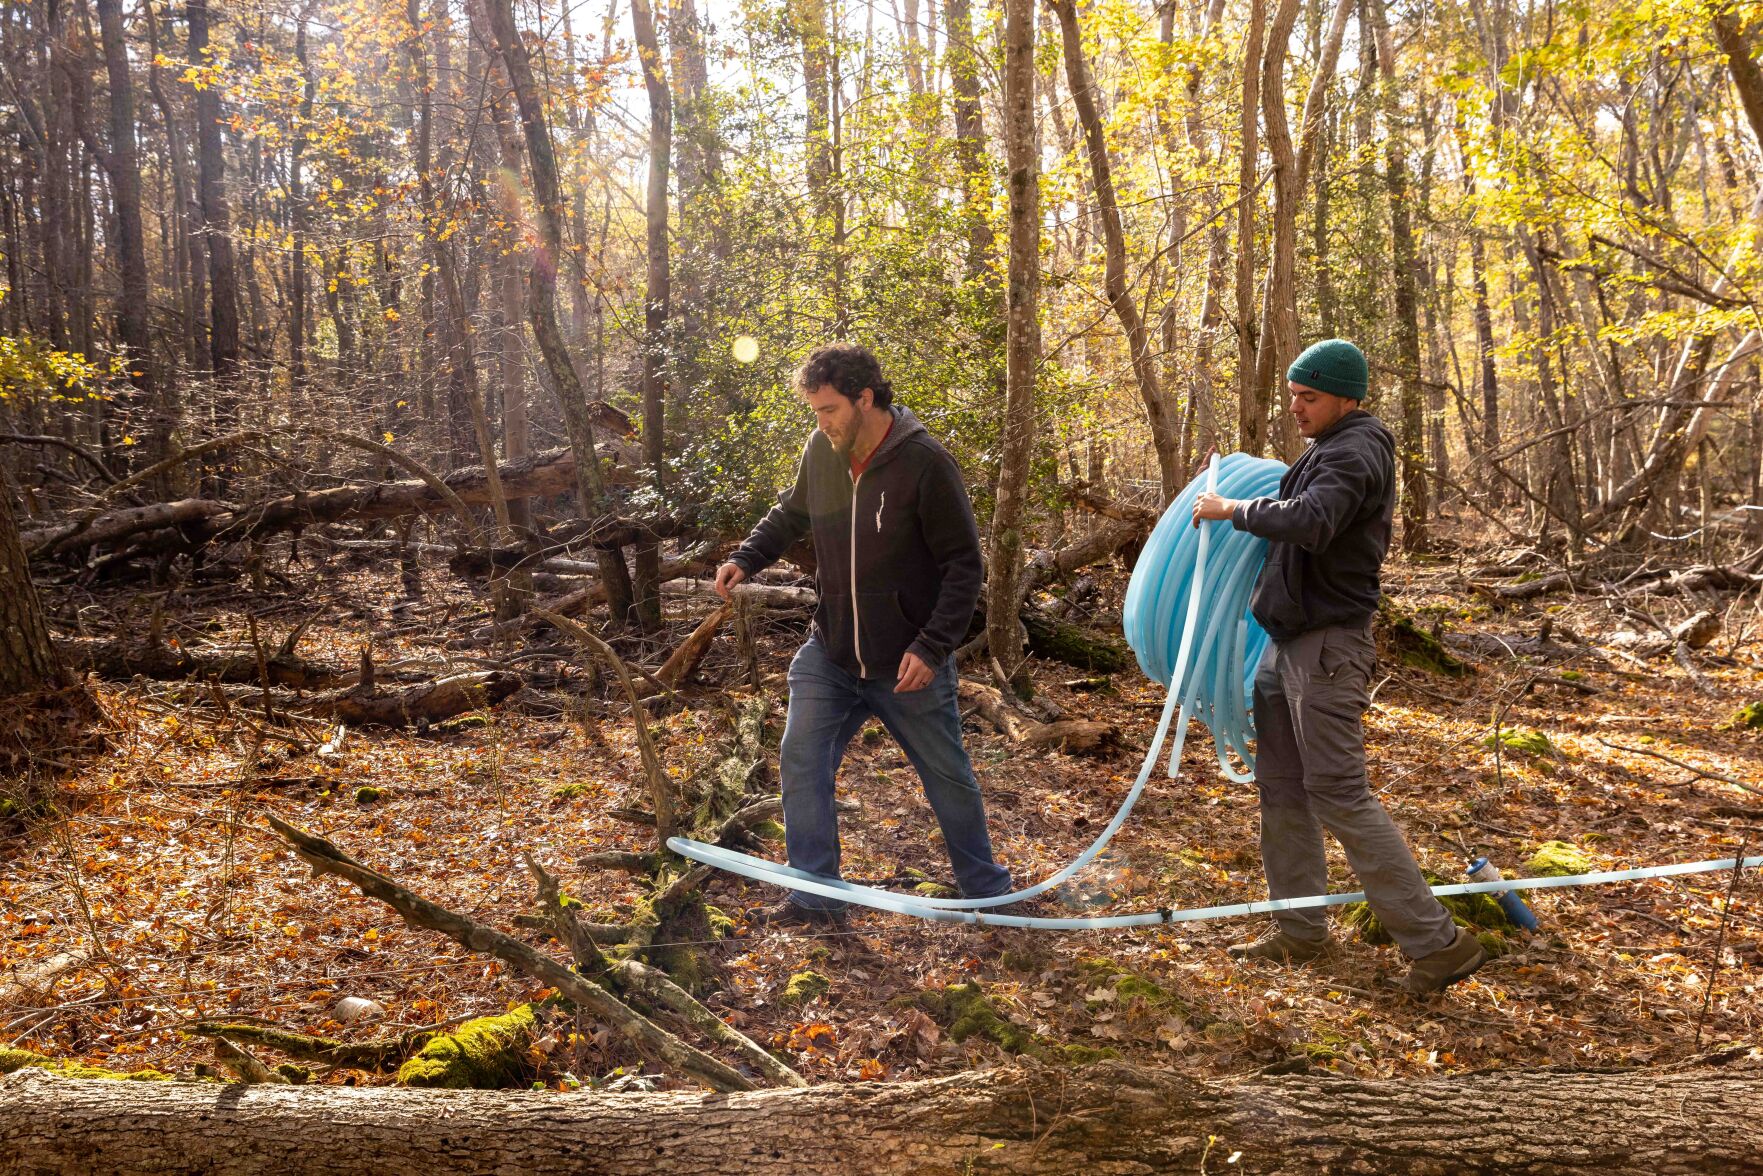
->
[670,455,1763,929]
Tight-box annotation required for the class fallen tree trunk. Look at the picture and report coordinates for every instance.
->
[958,680,1120,755]
[3,1053,1759,1174]
[23,446,664,563]
[1470,555,1763,602]
[54,637,347,690]
[313,670,522,728]
[172,670,522,728]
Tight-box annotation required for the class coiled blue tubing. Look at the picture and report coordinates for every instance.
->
[670,455,1763,928]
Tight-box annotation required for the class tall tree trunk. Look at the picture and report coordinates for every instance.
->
[945,0,992,280]
[630,0,673,631]
[1234,0,1266,455]
[1250,0,1350,460]
[94,0,153,463]
[1713,9,1763,150]
[0,472,65,698]
[143,0,203,393]
[288,18,313,405]
[1175,0,1229,464]
[901,0,925,97]
[1050,0,1180,502]
[1370,0,1427,551]
[1466,217,1500,462]
[984,0,1039,679]
[480,0,636,626]
[187,0,240,468]
[798,0,844,328]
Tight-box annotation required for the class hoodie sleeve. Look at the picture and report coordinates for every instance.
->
[907,449,984,666]
[727,436,814,578]
[1230,435,1387,553]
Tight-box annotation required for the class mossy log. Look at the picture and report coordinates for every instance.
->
[395,1006,536,1089]
[266,816,752,1092]
[0,1048,172,1082]
[5,1053,1761,1174]
[1020,610,1130,672]
[189,1022,448,1072]
[1376,599,1472,677]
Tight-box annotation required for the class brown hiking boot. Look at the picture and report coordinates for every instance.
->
[1226,927,1331,964]
[1401,926,1489,994]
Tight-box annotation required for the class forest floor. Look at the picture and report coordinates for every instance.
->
[4,530,1761,1091]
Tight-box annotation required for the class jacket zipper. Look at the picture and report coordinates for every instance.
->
[849,470,867,677]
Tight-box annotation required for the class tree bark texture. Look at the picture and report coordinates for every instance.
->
[1051,0,1180,502]
[983,0,1041,680]
[1714,10,1763,150]
[4,1055,1761,1175]
[479,0,636,625]
[1372,0,1429,551]
[1234,0,1266,455]
[0,474,66,696]
[94,0,155,438]
[186,0,240,402]
[1247,0,1301,459]
[945,0,994,279]
[630,0,673,630]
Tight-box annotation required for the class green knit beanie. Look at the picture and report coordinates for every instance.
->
[1287,338,1369,400]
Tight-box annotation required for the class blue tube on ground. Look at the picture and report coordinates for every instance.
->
[1466,856,1539,931]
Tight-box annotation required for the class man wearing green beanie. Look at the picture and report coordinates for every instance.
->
[1192,339,1488,995]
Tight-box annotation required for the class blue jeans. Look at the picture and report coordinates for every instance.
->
[778,636,1013,911]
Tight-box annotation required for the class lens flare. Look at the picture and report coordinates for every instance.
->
[731,335,759,364]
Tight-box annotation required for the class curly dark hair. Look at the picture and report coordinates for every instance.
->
[792,343,894,408]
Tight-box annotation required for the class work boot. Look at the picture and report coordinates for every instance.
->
[747,900,849,932]
[1400,926,1489,994]
[1226,926,1330,964]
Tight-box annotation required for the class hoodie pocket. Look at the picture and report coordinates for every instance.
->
[815,591,855,665]
[857,590,919,671]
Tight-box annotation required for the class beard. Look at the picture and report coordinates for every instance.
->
[823,426,856,454]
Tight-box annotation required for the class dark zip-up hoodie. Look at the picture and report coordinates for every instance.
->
[1229,410,1395,642]
[727,406,983,679]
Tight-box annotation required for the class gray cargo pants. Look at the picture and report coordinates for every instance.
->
[1252,623,1457,958]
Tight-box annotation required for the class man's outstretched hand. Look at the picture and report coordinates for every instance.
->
[1192,492,1238,527]
[895,651,934,693]
[713,562,746,600]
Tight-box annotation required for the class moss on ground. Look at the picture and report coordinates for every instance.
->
[1077,957,1213,1026]
[550,782,590,800]
[914,982,1117,1064]
[781,971,831,1006]
[1526,840,1594,877]
[1341,870,1519,956]
[703,903,735,938]
[1729,702,1763,731]
[0,1047,174,1081]
[749,819,785,840]
[395,1004,536,1089]
[1484,728,1556,757]
[353,785,383,804]
[1377,599,1472,677]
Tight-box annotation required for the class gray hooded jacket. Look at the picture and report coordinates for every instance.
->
[1229,410,1395,642]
